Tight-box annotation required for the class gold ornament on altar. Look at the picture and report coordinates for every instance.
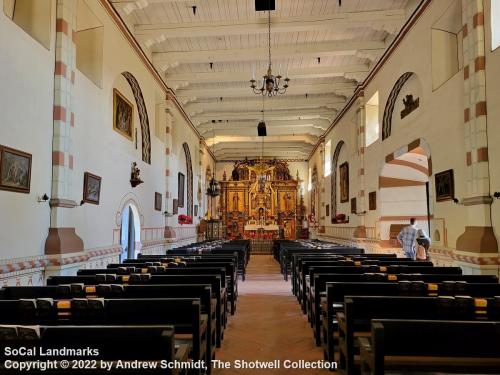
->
[220,159,302,239]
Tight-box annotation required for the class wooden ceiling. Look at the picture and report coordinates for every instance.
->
[110,0,420,160]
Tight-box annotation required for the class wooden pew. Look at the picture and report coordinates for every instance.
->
[339,295,500,375]
[291,253,397,294]
[280,247,364,280]
[47,274,226,348]
[359,320,500,375]
[78,267,231,316]
[321,280,500,361]
[303,265,462,318]
[308,273,498,356]
[110,261,238,314]
[0,298,208,374]
[298,260,433,309]
[0,283,217,364]
[0,325,187,374]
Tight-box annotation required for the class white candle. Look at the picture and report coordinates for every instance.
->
[279,63,282,75]
[252,65,255,80]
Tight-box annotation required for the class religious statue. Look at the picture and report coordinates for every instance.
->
[130,162,143,187]
[231,162,239,181]
[284,193,293,211]
[232,193,239,211]
[222,170,227,181]
[258,207,265,223]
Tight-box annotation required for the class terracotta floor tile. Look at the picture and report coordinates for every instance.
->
[212,255,338,374]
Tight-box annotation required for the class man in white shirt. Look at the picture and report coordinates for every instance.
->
[397,218,418,260]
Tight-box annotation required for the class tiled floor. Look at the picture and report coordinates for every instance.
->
[213,255,334,374]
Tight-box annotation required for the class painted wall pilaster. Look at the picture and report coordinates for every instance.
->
[456,0,498,253]
[45,0,83,255]
[354,94,367,238]
[164,102,175,239]
[318,138,326,233]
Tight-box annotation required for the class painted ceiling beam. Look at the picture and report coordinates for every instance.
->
[186,96,346,114]
[153,40,386,66]
[192,108,336,122]
[175,82,356,99]
[201,127,323,137]
[198,119,331,132]
[134,11,405,42]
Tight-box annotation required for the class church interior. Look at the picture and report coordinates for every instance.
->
[1,0,500,373]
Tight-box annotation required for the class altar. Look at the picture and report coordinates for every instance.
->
[244,224,279,231]
[220,159,304,240]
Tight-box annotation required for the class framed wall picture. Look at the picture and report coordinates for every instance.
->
[351,197,357,214]
[369,191,377,210]
[0,146,32,194]
[83,172,101,205]
[113,88,134,141]
[194,204,198,217]
[178,172,185,207]
[339,162,349,203]
[154,192,162,211]
[172,199,179,215]
[325,204,330,217]
[435,169,454,202]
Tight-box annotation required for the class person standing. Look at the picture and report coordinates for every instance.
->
[397,218,418,260]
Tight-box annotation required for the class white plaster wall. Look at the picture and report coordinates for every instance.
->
[310,0,468,247]
[485,0,500,242]
[0,1,212,264]
[72,1,167,251]
[0,1,56,259]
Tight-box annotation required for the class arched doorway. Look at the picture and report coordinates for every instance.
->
[379,139,433,245]
[120,203,141,260]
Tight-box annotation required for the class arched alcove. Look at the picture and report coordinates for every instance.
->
[182,142,193,218]
[330,140,345,222]
[382,72,416,140]
[121,72,151,164]
[379,138,433,243]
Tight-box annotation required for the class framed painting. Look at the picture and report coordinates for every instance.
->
[435,169,454,202]
[172,199,179,215]
[113,88,134,141]
[0,146,32,194]
[83,172,101,205]
[369,191,377,210]
[325,204,330,217]
[194,204,198,217]
[339,162,349,203]
[154,192,162,211]
[178,172,185,207]
[351,197,357,214]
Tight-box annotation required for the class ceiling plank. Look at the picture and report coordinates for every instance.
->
[153,40,386,65]
[134,11,405,42]
[165,64,370,85]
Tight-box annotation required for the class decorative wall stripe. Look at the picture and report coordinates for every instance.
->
[121,72,151,164]
[52,151,65,166]
[330,140,345,222]
[381,72,414,140]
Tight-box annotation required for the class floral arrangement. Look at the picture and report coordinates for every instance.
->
[178,215,193,225]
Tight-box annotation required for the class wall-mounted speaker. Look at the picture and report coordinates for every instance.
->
[257,121,267,136]
[255,0,275,11]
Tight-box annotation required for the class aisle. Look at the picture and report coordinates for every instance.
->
[212,255,330,374]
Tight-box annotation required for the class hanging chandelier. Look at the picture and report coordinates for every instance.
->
[206,125,221,197]
[249,6,290,96]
